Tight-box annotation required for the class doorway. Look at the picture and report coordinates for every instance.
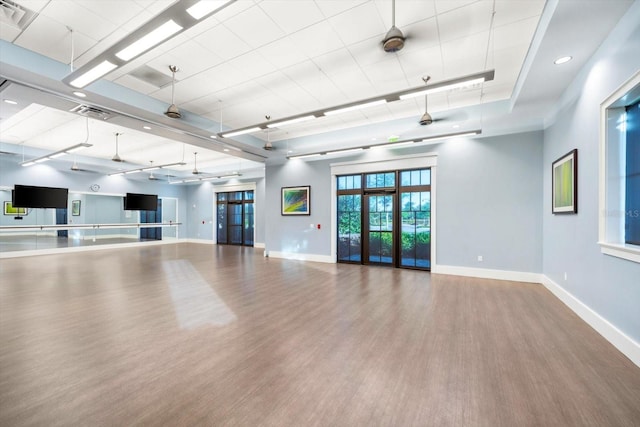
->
[217,190,254,246]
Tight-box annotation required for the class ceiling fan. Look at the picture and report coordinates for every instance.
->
[263,116,274,151]
[112,132,124,162]
[382,0,406,52]
[164,65,182,119]
[419,77,444,126]
[192,152,205,174]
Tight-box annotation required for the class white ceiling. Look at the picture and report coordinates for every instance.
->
[0,0,634,177]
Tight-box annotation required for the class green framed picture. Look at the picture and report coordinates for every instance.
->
[4,201,27,215]
[552,149,578,214]
[281,186,310,215]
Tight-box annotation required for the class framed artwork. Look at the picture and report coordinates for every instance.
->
[552,149,578,214]
[3,201,27,215]
[71,200,81,216]
[281,186,310,215]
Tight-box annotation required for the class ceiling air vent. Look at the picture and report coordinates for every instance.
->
[129,65,174,88]
[0,0,37,30]
[70,104,112,121]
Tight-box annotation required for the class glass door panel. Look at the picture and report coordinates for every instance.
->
[244,202,254,246]
[337,194,361,262]
[217,203,227,244]
[400,191,430,268]
[228,203,243,245]
[366,194,394,265]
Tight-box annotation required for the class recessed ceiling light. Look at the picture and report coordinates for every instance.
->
[223,149,229,152]
[554,56,572,65]
[72,91,87,98]
[143,126,151,130]
[210,135,217,139]
[3,99,18,105]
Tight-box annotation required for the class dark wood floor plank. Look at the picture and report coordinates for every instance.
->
[1,244,639,426]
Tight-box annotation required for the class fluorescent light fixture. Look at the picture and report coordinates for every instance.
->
[326,147,364,155]
[20,143,92,166]
[266,115,316,128]
[369,141,415,150]
[554,56,572,65]
[288,153,323,160]
[288,130,481,160]
[73,91,87,98]
[210,135,217,139]
[399,77,486,100]
[3,99,18,105]
[70,60,118,88]
[221,127,261,138]
[324,100,386,116]
[107,161,186,176]
[186,0,234,20]
[143,126,152,130]
[115,20,182,61]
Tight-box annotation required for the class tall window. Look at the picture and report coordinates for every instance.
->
[599,72,640,263]
[217,190,254,246]
[625,99,640,245]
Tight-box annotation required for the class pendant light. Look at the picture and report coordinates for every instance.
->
[383,0,405,52]
[164,65,182,119]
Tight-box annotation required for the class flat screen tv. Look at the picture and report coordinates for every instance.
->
[124,193,158,211]
[12,185,68,209]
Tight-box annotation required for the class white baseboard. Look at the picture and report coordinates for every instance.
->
[432,264,543,284]
[254,242,265,249]
[267,250,334,264]
[78,234,137,241]
[184,238,216,245]
[541,275,640,368]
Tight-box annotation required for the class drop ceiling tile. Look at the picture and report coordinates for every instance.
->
[434,0,477,14]
[14,14,97,65]
[328,2,386,45]
[437,1,494,42]
[397,45,443,84]
[492,15,540,51]
[227,50,278,82]
[259,0,324,34]
[393,17,440,55]
[0,25,22,42]
[328,69,377,101]
[313,0,369,18]
[136,0,177,15]
[312,48,360,77]
[289,21,345,58]
[347,35,389,68]
[74,0,145,27]
[113,74,162,95]
[361,57,411,94]
[488,45,530,85]
[447,88,482,109]
[193,24,252,60]
[374,0,437,28]
[440,31,488,68]
[209,0,256,22]
[494,0,545,27]
[147,42,224,79]
[36,0,117,41]
[260,37,309,69]
[13,0,49,13]
[224,5,285,49]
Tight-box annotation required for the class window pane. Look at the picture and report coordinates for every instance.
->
[217,193,227,201]
[401,171,411,186]
[338,176,346,190]
[244,191,254,201]
[421,169,431,185]
[626,99,640,244]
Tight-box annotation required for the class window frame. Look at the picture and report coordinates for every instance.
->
[598,70,640,263]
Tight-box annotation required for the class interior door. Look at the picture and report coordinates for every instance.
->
[364,193,394,265]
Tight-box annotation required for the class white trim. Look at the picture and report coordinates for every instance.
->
[541,275,640,368]
[599,242,640,263]
[267,251,333,264]
[254,242,265,249]
[432,265,543,284]
[0,238,178,259]
[184,238,216,245]
[212,182,257,247]
[330,154,437,265]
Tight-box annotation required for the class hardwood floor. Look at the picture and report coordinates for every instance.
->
[1,244,639,426]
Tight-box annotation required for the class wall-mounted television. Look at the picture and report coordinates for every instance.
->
[12,185,68,209]
[4,201,27,215]
[124,193,158,211]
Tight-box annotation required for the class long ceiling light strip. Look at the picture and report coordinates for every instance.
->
[219,70,494,138]
[108,161,186,176]
[63,0,237,88]
[169,172,242,184]
[115,20,183,61]
[21,143,92,167]
[287,129,482,159]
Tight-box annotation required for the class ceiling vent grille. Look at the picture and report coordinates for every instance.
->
[0,0,36,30]
[129,65,174,88]
[70,104,112,121]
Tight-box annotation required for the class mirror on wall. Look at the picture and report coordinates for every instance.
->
[0,189,179,253]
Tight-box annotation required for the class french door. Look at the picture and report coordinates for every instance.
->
[337,169,431,270]
[217,191,254,246]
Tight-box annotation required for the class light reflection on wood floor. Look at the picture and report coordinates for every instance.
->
[1,244,639,426]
